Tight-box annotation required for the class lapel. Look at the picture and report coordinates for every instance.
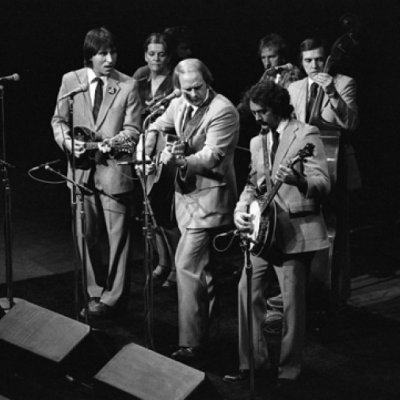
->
[74,69,92,121]
[255,135,266,188]
[95,72,120,130]
[271,121,298,177]
[297,78,308,122]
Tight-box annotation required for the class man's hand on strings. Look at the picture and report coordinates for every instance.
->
[65,137,86,158]
[234,211,254,233]
[98,138,112,153]
[160,142,185,166]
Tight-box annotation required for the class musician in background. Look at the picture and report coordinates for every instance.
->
[258,33,303,89]
[288,37,360,302]
[136,32,174,121]
[52,27,142,318]
[288,37,358,130]
[135,32,180,288]
[133,26,193,82]
[224,81,330,387]
[144,59,239,361]
[236,34,302,193]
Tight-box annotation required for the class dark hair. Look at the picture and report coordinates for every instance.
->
[299,37,327,62]
[258,33,288,60]
[143,32,171,55]
[172,58,213,89]
[83,27,116,67]
[246,81,293,119]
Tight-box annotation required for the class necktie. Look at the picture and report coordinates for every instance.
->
[183,105,193,132]
[93,78,103,122]
[270,130,279,166]
[306,82,318,123]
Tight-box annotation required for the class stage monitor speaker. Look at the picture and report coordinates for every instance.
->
[95,343,207,400]
[0,299,90,376]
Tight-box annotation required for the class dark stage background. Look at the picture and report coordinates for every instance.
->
[1,0,399,273]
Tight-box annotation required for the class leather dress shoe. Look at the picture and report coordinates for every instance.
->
[80,297,100,318]
[152,265,170,281]
[82,301,114,318]
[171,347,199,362]
[223,369,249,383]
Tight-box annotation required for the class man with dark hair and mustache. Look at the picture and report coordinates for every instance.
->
[224,80,330,388]
[52,27,142,318]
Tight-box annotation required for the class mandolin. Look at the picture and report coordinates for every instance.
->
[72,126,136,170]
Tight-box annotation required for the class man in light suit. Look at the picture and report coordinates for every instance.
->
[144,58,239,361]
[52,27,142,317]
[224,81,330,386]
[288,37,360,304]
[287,37,358,130]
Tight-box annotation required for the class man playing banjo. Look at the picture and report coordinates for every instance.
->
[223,81,330,388]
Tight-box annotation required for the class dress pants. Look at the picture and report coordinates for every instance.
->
[238,252,312,380]
[75,190,132,307]
[175,228,217,347]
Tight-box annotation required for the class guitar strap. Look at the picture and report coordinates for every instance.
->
[261,131,273,194]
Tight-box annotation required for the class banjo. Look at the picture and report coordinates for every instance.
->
[247,143,315,258]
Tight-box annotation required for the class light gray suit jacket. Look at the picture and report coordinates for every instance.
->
[236,119,330,254]
[288,74,358,131]
[51,68,142,195]
[148,91,239,229]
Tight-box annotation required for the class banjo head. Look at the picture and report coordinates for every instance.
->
[248,199,276,258]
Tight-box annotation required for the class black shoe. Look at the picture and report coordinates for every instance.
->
[171,346,199,362]
[152,265,170,283]
[80,297,100,318]
[223,369,249,383]
[86,301,115,318]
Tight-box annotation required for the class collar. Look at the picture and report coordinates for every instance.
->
[87,68,108,85]
[274,119,289,137]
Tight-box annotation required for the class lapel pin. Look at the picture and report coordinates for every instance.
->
[107,86,116,95]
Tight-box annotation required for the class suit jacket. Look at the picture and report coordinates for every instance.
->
[52,68,142,195]
[148,91,239,229]
[236,119,330,254]
[288,74,358,131]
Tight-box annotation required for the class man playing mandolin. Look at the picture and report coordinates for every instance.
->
[224,81,330,388]
[51,27,142,318]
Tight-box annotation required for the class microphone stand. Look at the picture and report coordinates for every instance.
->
[43,162,93,325]
[64,94,90,323]
[0,84,16,313]
[137,108,165,350]
[238,233,256,400]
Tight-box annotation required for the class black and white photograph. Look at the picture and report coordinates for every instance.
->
[0,1,399,399]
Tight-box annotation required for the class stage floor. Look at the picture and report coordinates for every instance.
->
[1,168,400,400]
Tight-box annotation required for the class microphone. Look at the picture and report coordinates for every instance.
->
[0,73,20,82]
[30,159,61,172]
[264,63,293,75]
[58,83,89,101]
[150,88,181,110]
